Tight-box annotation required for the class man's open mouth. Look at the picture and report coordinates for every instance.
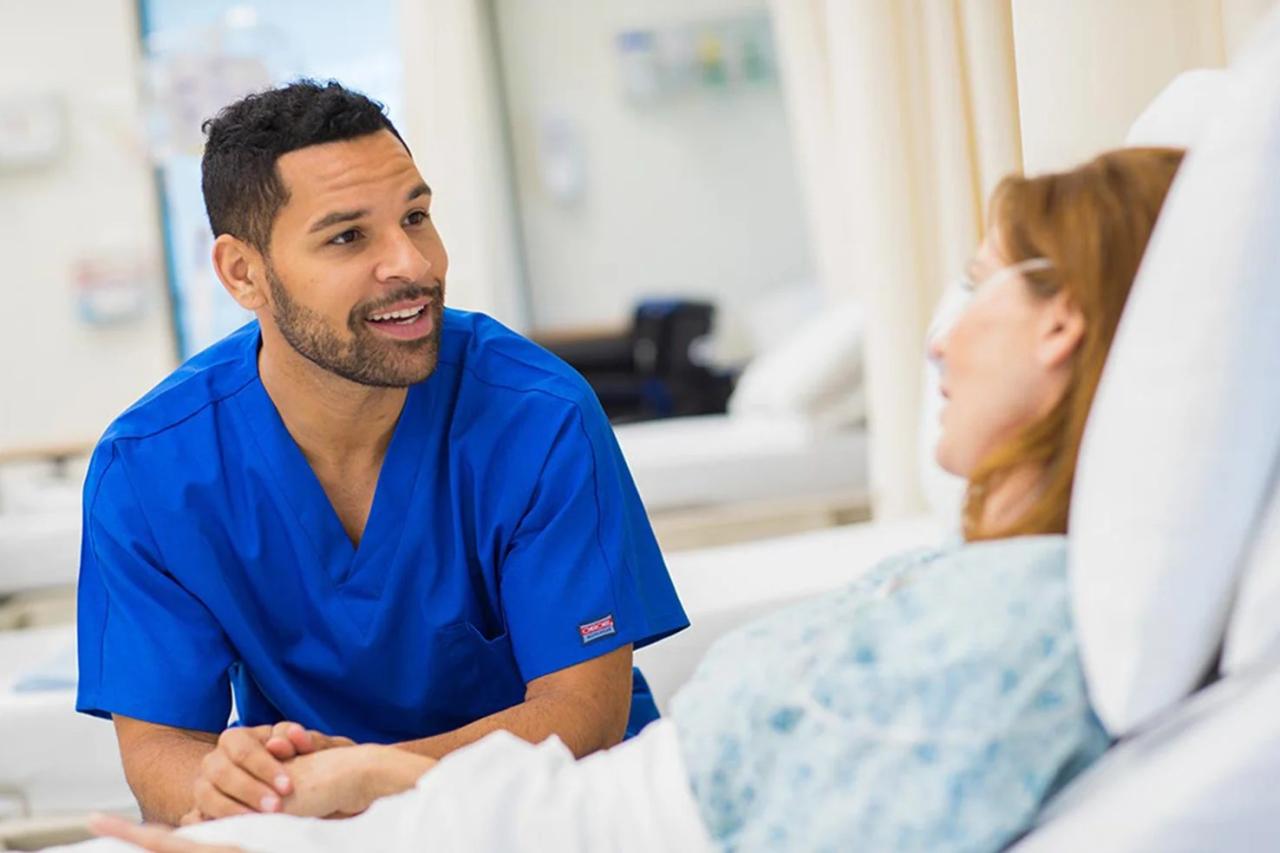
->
[367,304,427,325]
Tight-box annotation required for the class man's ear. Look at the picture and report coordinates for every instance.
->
[1037,291,1086,370]
[211,235,268,311]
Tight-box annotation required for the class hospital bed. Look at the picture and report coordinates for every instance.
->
[616,411,870,549]
[0,625,135,849]
[638,516,1280,851]
[615,292,870,550]
[0,448,88,518]
[0,510,81,631]
[0,451,87,630]
[0,452,127,848]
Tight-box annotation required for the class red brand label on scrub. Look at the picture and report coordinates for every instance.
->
[579,615,617,644]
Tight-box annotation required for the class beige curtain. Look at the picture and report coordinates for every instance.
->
[1012,0,1275,174]
[770,0,1022,519]
[771,0,1274,521]
[1013,0,1230,174]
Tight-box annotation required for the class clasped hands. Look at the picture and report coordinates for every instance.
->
[183,722,386,823]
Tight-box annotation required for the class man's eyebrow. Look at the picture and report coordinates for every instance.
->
[307,185,431,234]
[308,209,368,234]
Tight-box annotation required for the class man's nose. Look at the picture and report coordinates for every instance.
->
[375,229,432,284]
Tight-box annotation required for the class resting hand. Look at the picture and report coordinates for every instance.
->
[88,813,243,853]
[191,722,353,822]
[282,744,437,818]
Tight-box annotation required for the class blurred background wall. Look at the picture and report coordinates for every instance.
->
[1,0,1275,517]
[0,0,173,450]
[491,0,813,333]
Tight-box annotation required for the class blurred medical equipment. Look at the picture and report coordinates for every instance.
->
[614,12,776,104]
[540,299,733,423]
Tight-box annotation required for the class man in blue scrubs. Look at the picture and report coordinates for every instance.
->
[76,80,688,825]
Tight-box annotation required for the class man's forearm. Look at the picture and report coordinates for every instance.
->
[114,720,217,825]
[392,690,626,761]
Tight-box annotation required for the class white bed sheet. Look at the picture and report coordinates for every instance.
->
[0,626,133,818]
[55,723,711,853]
[614,413,869,512]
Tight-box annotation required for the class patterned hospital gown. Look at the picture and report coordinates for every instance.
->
[671,535,1109,852]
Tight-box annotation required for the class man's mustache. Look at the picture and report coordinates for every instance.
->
[357,280,444,318]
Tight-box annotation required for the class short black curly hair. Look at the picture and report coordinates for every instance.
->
[200,79,409,253]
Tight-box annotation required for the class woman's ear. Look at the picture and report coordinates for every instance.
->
[1037,291,1086,369]
[212,235,268,311]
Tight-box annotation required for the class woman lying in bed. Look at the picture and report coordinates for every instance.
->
[88,146,1183,853]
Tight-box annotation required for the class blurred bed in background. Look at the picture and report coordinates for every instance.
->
[612,286,870,549]
[0,450,135,850]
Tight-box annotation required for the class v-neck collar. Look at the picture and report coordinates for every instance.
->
[232,327,433,586]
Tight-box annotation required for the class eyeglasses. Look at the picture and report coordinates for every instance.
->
[926,257,1054,351]
[957,257,1053,295]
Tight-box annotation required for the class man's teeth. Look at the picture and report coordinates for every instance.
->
[369,305,425,322]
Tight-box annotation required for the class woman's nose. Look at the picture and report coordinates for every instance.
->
[925,278,972,366]
[926,325,948,366]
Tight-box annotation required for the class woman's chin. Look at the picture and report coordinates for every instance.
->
[933,442,968,479]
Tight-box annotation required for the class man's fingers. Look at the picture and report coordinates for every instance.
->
[264,722,316,760]
[273,721,305,747]
[196,758,277,818]
[193,778,254,820]
[264,723,300,761]
[217,730,291,795]
[286,724,315,754]
[264,736,296,761]
[307,731,354,751]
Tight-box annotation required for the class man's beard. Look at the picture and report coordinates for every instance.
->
[265,263,444,388]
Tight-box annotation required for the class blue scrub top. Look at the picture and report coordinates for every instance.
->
[76,309,688,744]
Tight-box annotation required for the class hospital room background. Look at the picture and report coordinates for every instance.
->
[0,0,1276,848]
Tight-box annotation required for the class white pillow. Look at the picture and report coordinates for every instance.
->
[1069,9,1280,736]
[1125,69,1228,149]
[728,298,865,427]
[1223,467,1280,674]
